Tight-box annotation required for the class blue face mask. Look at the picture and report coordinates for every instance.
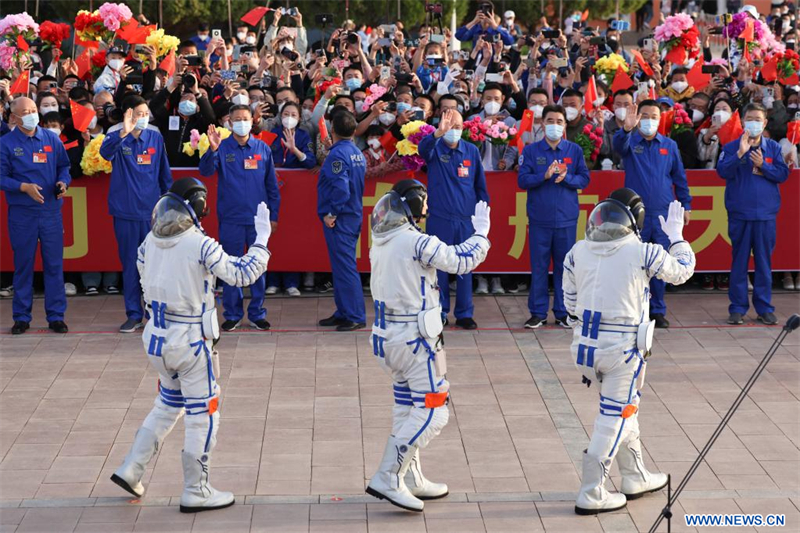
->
[544,124,563,141]
[345,78,362,91]
[179,100,197,116]
[135,117,149,130]
[17,112,39,130]
[443,129,462,144]
[639,118,659,137]
[508,99,517,111]
[744,120,764,137]
[232,120,252,136]
[396,102,412,114]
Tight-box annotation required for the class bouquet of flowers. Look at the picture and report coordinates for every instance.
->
[363,84,388,109]
[777,50,799,81]
[722,12,784,60]
[315,77,342,104]
[98,2,132,32]
[574,123,603,164]
[654,13,700,65]
[74,10,111,43]
[593,53,629,86]
[670,103,692,136]
[39,21,71,50]
[81,135,112,175]
[146,28,180,59]
[461,116,517,147]
[396,120,436,171]
[0,12,39,70]
[183,128,232,158]
[90,49,107,77]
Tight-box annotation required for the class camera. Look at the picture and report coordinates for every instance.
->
[185,55,202,66]
[425,3,443,15]
[103,102,123,122]
[395,73,413,84]
[589,36,607,46]
[280,7,298,16]
[281,47,299,62]
[126,61,144,85]
[183,73,197,90]
[479,3,492,15]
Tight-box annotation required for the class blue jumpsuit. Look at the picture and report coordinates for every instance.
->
[316,139,366,324]
[717,137,789,316]
[613,129,691,316]
[417,134,490,320]
[518,138,590,320]
[0,127,71,323]
[199,135,280,323]
[100,129,172,322]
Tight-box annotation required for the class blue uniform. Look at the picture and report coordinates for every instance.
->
[199,135,280,323]
[717,137,789,316]
[417,134,490,319]
[100,129,172,322]
[0,127,71,323]
[269,126,317,169]
[317,139,366,323]
[518,138,590,320]
[613,129,691,316]
[454,25,514,47]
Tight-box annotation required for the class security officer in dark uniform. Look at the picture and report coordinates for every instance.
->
[417,108,490,329]
[317,108,367,331]
[0,97,71,334]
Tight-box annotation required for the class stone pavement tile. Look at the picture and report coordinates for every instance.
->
[524,463,580,492]
[718,475,780,491]
[0,445,61,472]
[206,467,257,495]
[514,438,572,465]
[34,482,94,499]
[666,402,723,425]
[465,450,523,478]
[760,461,800,491]
[79,506,141,523]
[71,409,127,433]
[735,497,800,527]
[189,504,252,532]
[652,462,724,491]
[424,517,486,532]
[505,416,559,440]
[314,398,361,420]
[265,407,314,430]
[598,512,639,532]
[739,435,800,462]
[473,477,530,493]
[479,502,544,532]
[16,507,82,533]
[681,425,744,450]
[44,456,106,484]
[255,480,311,496]
[705,448,766,476]
[643,435,699,462]
[422,501,480,518]
[262,429,312,455]
[755,401,800,425]
[312,441,363,467]
[75,523,134,532]
[365,503,426,533]
[0,509,26,527]
[30,399,86,421]
[0,471,46,500]
[311,466,364,495]
[534,501,604,532]
[312,418,362,442]
[626,498,696,533]
[309,503,365,520]
[460,428,515,454]
[251,503,309,533]
[15,419,73,445]
[259,454,311,481]
[59,431,118,457]
[728,410,784,437]
[310,519,366,532]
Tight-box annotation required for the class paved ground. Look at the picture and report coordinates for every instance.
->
[0,291,798,533]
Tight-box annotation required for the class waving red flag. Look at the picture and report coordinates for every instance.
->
[70,99,96,132]
[686,59,711,91]
[256,130,278,146]
[241,7,269,26]
[159,51,176,77]
[514,109,534,151]
[718,111,744,147]
[610,66,633,94]
[16,34,29,52]
[630,49,654,78]
[379,130,397,154]
[10,70,30,94]
[75,48,93,79]
[584,76,598,116]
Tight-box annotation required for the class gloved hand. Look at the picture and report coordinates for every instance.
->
[658,200,685,243]
[471,201,491,237]
[254,202,272,247]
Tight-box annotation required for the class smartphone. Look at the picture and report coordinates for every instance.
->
[431,34,445,44]
[280,7,298,16]
[212,29,222,40]
[220,70,236,80]
[611,20,630,32]
[378,38,391,47]
[542,30,560,39]
[232,45,241,60]
[701,65,720,75]
[485,72,504,82]
[380,66,391,79]
[712,113,722,126]
[380,24,397,34]
[134,44,147,55]
[185,55,201,66]
[551,57,568,69]
[637,81,649,94]
[643,38,656,51]
[413,109,425,120]
[464,69,475,78]
[385,102,397,112]
[763,87,774,99]
[492,33,502,43]
[590,36,607,46]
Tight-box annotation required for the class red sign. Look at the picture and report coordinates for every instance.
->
[1,170,798,273]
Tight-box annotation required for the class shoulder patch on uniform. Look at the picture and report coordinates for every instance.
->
[332,160,343,174]
[718,151,724,162]
[518,154,524,166]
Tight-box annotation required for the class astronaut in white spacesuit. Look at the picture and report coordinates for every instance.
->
[563,188,695,515]
[110,177,272,513]
[365,179,491,512]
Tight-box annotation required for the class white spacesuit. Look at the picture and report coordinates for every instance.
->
[110,178,272,513]
[563,191,695,515]
[365,180,491,512]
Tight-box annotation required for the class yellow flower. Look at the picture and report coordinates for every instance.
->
[146,29,180,58]
[400,120,427,139]
[182,142,196,157]
[396,139,418,156]
[80,134,112,175]
[595,53,629,74]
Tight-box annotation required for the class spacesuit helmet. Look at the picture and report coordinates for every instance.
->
[585,188,645,243]
[150,178,208,238]
[169,177,209,219]
[392,179,428,220]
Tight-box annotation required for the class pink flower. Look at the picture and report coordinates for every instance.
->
[0,12,39,37]
[477,134,486,142]
[0,42,15,70]
[470,126,478,134]
[499,132,508,140]
[508,127,517,136]
[99,2,133,32]
[190,129,201,149]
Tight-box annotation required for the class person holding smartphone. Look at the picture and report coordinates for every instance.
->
[455,0,514,49]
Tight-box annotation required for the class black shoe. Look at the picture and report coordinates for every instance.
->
[651,313,670,329]
[554,316,572,328]
[455,317,478,330]
[757,312,778,325]
[319,314,347,327]
[221,319,241,332]
[249,319,271,331]
[727,312,744,325]
[317,281,334,293]
[48,321,68,334]
[443,317,449,327]
[524,316,546,329]
[336,321,365,332]
[11,321,29,335]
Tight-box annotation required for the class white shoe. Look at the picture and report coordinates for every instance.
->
[475,276,489,295]
[748,277,753,291]
[0,285,13,297]
[783,276,796,291]
[286,287,301,297]
[575,452,627,515]
[110,427,160,498]
[366,437,424,512]
[179,452,235,513]
[617,437,668,500]
[64,282,77,296]
[265,286,279,295]
[490,277,505,295]
[405,448,448,500]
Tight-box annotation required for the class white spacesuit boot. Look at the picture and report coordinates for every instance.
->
[617,435,668,499]
[404,448,449,500]
[575,452,627,515]
[179,451,235,513]
[366,436,424,512]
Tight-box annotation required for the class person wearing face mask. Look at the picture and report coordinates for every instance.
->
[235,23,250,44]
[660,68,694,103]
[698,99,739,169]
[269,102,316,169]
[717,103,790,326]
[93,46,128,94]
[560,89,592,143]
[100,95,173,333]
[613,100,692,329]
[37,93,61,119]
[198,105,280,331]
[0,96,71,335]
[264,6,309,58]
[517,105,591,329]
[599,89,634,170]
[343,66,365,94]
[500,89,549,171]
[417,109,490,329]
[189,23,211,52]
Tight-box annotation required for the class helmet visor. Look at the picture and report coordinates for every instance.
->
[370,191,411,235]
[585,200,635,242]
[151,195,196,238]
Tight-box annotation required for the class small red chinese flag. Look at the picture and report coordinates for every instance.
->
[63,139,80,150]
[127,25,156,45]
[256,130,278,146]
[116,18,139,41]
[379,130,397,154]
[580,9,589,21]
[159,51,176,77]
[686,59,711,91]
[658,109,674,136]
[584,75,598,116]
[610,66,634,94]
[787,120,800,145]
[761,56,779,82]
[9,70,30,94]
[741,20,754,62]
[514,109,534,151]
[318,116,329,142]
[630,49,654,78]
[75,48,92,79]
[241,7,269,26]
[70,99,96,132]
[718,111,744,147]
[74,36,100,49]
[16,34,29,52]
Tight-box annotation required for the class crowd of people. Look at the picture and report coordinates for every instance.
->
[0,0,797,336]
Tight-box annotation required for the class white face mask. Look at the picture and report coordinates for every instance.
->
[88,116,98,130]
[46,127,61,136]
[232,120,252,136]
[302,108,313,121]
[614,107,627,122]
[565,107,580,122]
[691,109,705,123]
[108,59,124,71]
[232,94,250,106]
[282,116,298,129]
[379,112,396,125]
[40,105,59,115]
[237,32,247,41]
[530,104,544,118]
[246,36,256,45]
[712,109,731,125]
[223,120,232,130]
[367,138,382,150]
[671,80,688,93]
[483,101,501,116]
[594,97,605,108]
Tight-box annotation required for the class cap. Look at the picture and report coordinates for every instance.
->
[107,44,128,56]
[657,96,675,107]
[740,5,759,18]
[504,10,515,19]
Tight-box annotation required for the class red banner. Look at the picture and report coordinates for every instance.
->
[2,170,798,273]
